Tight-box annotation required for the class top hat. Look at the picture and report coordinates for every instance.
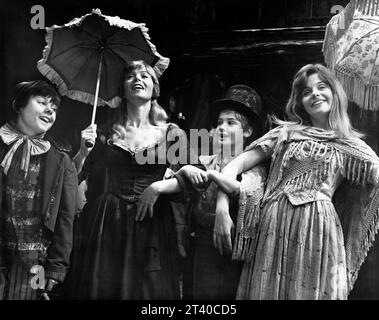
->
[210,85,262,135]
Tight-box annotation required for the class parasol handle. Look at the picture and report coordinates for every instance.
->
[85,50,104,148]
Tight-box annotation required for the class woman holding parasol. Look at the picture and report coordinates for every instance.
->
[67,60,205,299]
[35,10,204,299]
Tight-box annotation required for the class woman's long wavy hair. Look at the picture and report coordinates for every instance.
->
[107,60,168,140]
[283,63,362,139]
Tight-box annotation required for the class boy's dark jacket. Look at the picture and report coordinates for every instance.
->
[0,135,78,282]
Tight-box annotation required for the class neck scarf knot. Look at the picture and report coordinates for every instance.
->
[0,123,51,177]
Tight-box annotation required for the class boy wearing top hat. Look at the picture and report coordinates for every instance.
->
[135,85,266,299]
[189,85,267,299]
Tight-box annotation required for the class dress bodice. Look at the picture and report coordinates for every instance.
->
[104,142,171,197]
[246,124,379,206]
[264,139,344,206]
[82,123,197,199]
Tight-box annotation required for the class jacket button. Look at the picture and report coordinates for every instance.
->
[50,196,55,203]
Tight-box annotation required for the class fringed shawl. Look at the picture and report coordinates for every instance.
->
[232,165,266,261]
[243,124,379,292]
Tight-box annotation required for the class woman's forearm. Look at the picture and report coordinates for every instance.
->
[154,178,183,194]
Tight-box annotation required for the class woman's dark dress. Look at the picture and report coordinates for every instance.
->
[69,124,198,299]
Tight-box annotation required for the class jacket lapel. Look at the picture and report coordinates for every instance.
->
[41,147,63,218]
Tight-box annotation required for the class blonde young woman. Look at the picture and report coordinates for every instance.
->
[68,60,203,299]
[213,64,379,300]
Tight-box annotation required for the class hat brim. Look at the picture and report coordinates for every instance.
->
[209,99,262,134]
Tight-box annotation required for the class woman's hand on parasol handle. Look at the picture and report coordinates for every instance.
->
[85,140,94,148]
[80,124,97,155]
[73,124,97,174]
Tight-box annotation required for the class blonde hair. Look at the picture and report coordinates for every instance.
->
[110,60,168,140]
[285,64,362,139]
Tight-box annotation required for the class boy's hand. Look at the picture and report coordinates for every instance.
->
[40,278,59,300]
[213,206,234,255]
[180,165,208,190]
[136,182,161,221]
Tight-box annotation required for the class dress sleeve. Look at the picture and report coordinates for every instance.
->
[78,137,106,184]
[232,164,267,261]
[244,125,285,159]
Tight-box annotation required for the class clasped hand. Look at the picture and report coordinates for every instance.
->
[135,166,209,222]
[180,165,209,191]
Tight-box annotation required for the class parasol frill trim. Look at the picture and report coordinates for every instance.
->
[336,67,379,111]
[37,8,169,108]
[95,9,170,78]
[355,0,379,16]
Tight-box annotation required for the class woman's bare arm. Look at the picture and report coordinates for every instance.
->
[221,147,266,178]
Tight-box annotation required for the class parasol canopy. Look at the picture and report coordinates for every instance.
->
[37,8,170,123]
[323,0,379,111]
